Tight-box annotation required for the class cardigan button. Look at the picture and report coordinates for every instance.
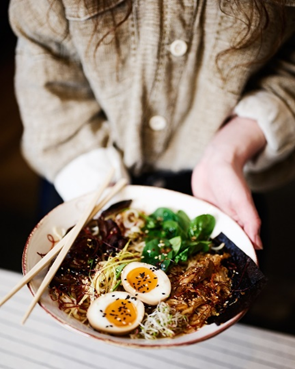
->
[149,116,167,131]
[170,40,188,57]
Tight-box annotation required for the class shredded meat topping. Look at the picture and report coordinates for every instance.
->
[166,252,232,331]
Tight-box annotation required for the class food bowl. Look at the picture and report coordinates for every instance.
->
[22,185,257,348]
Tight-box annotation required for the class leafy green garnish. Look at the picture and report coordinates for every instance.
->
[142,239,161,266]
[152,208,178,222]
[188,214,216,241]
[141,207,215,272]
[176,210,191,232]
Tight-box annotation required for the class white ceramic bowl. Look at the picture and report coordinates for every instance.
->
[23,185,257,348]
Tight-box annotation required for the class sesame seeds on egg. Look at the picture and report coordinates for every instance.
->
[87,291,145,334]
[121,262,171,305]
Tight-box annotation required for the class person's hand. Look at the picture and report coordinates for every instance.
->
[191,116,266,250]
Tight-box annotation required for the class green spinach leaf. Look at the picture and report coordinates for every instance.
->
[142,238,161,266]
[188,214,216,241]
[141,208,216,272]
[176,210,191,231]
[152,208,178,222]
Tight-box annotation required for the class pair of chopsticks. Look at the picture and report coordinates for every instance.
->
[0,168,128,324]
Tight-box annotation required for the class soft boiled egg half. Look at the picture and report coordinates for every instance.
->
[87,291,145,334]
[121,262,171,305]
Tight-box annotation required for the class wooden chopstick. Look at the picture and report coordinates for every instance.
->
[0,231,72,308]
[0,172,126,310]
[21,174,128,324]
[0,177,128,309]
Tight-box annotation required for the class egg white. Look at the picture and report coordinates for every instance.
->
[87,291,145,334]
[121,262,171,305]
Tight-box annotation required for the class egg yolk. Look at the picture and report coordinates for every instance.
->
[126,267,158,293]
[105,299,138,327]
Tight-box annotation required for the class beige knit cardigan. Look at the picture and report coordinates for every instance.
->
[9,0,295,197]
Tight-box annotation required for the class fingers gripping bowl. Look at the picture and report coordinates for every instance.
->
[23,185,264,348]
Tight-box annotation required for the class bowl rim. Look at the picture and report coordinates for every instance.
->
[22,185,256,348]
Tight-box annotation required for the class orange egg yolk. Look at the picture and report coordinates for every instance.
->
[127,267,158,293]
[105,299,137,327]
